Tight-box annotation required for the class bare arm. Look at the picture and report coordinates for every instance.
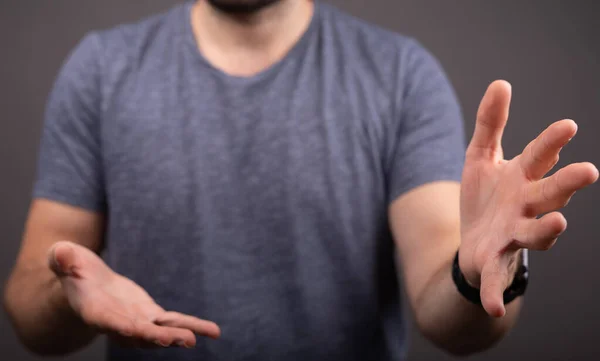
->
[4,198,221,355]
[5,32,220,355]
[3,199,105,355]
[390,80,597,356]
[390,182,520,356]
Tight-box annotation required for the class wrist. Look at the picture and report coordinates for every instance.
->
[457,249,481,288]
[458,250,524,290]
[452,249,529,306]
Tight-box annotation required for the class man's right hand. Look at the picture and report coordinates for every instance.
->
[48,241,220,348]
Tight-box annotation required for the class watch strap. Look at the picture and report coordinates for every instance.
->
[452,250,529,306]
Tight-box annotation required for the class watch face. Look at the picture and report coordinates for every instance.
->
[522,248,529,268]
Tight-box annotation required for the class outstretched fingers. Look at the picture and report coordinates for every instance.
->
[519,119,578,181]
[524,162,599,216]
[82,306,197,348]
[512,212,567,251]
[154,311,221,339]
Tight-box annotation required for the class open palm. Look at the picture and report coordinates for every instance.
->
[458,80,598,317]
[49,241,220,348]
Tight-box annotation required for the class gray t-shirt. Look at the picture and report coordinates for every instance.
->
[33,1,465,360]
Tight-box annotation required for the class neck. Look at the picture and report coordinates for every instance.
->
[191,0,314,77]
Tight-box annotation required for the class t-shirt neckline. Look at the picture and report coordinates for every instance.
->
[181,0,320,85]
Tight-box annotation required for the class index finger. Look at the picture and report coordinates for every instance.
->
[154,311,221,339]
[466,80,512,161]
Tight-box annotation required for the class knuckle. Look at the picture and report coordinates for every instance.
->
[481,268,505,286]
[522,186,537,217]
[540,134,551,153]
[518,154,530,179]
[542,179,552,202]
[125,318,143,337]
[530,142,544,164]
[554,169,565,193]
[120,323,135,336]
[481,279,504,298]
[157,311,176,323]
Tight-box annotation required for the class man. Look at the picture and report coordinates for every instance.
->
[3,0,597,360]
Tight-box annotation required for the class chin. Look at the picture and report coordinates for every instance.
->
[206,0,283,14]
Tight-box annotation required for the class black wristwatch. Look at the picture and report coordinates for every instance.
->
[452,250,529,306]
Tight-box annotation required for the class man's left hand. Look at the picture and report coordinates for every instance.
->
[458,80,598,317]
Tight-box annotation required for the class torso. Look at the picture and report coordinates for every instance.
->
[98,2,411,360]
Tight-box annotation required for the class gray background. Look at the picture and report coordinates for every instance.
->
[1,1,598,360]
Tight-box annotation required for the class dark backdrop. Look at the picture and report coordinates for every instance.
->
[1,1,599,360]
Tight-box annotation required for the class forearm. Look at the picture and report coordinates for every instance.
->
[413,257,522,356]
[3,265,97,355]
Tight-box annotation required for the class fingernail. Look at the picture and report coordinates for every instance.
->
[174,339,194,348]
[154,340,169,347]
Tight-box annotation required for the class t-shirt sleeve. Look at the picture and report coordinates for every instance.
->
[386,39,466,204]
[32,33,106,212]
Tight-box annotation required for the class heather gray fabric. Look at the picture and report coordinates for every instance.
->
[33,1,466,360]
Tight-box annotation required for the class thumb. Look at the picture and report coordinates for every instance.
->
[479,256,510,318]
[48,241,79,277]
[467,80,512,160]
